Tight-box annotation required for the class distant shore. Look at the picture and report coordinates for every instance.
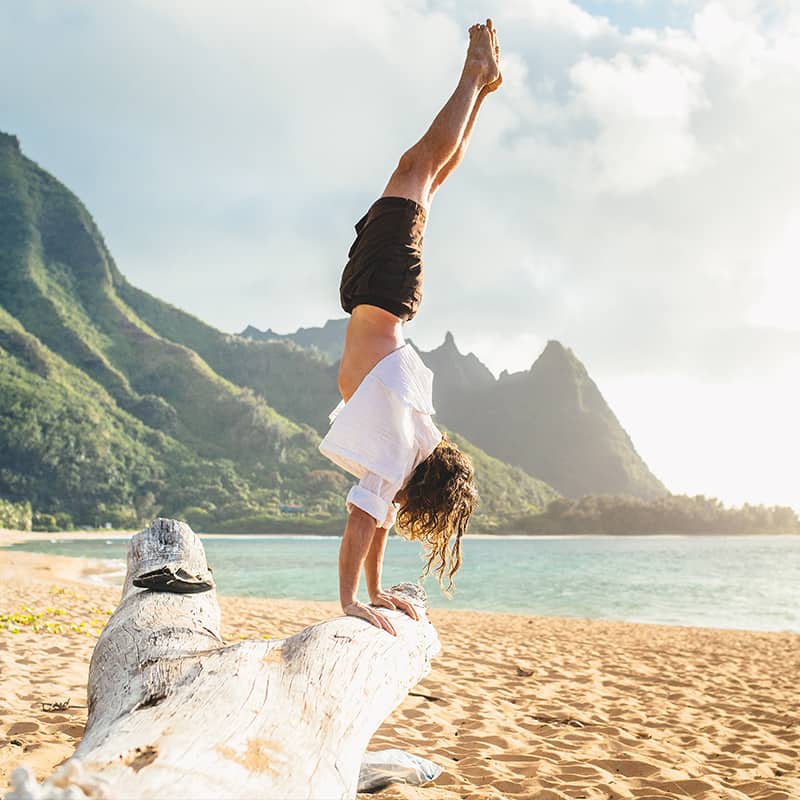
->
[3,528,795,550]
[0,528,638,545]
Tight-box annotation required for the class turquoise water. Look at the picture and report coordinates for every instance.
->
[5,534,799,633]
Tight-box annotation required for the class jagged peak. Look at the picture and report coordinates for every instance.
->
[535,339,582,372]
[239,324,265,337]
[239,325,282,339]
[431,330,461,355]
[0,132,21,152]
[494,340,583,384]
[543,339,568,354]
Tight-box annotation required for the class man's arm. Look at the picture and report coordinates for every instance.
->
[365,526,419,622]
[364,526,389,600]
[339,508,397,634]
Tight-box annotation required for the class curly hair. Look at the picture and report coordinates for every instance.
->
[395,434,478,594]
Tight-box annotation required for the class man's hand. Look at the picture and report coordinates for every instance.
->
[369,589,420,622]
[343,600,397,636]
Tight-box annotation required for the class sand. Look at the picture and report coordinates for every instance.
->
[0,532,797,800]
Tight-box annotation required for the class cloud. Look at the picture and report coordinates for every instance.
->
[568,51,706,191]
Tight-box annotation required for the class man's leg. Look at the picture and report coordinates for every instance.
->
[337,21,501,401]
[430,24,502,199]
[382,19,501,210]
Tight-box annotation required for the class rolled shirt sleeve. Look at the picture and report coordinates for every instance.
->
[346,472,400,530]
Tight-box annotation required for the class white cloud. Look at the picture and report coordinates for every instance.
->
[569,51,706,191]
[747,212,800,331]
[504,0,614,38]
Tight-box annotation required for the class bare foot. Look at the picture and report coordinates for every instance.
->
[485,18,503,93]
[465,19,501,88]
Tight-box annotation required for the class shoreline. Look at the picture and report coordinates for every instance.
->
[1,546,798,799]
[4,528,796,548]
[2,531,797,637]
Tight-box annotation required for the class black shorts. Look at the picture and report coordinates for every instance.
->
[339,196,427,322]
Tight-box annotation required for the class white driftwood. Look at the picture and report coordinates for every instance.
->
[8,518,440,800]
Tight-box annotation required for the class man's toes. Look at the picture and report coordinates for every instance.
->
[492,30,501,61]
[487,18,494,31]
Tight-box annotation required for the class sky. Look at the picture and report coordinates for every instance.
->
[2,0,799,511]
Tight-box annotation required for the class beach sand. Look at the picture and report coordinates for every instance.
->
[0,533,797,800]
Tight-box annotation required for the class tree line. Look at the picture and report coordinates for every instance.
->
[504,493,800,535]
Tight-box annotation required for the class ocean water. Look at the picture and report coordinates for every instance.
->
[5,534,799,633]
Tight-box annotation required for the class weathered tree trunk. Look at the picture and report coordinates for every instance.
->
[8,518,440,800]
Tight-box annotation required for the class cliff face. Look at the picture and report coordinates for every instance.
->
[420,336,665,499]
[463,341,665,499]
[0,132,550,526]
[0,131,306,462]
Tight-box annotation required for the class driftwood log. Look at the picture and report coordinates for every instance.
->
[8,518,441,800]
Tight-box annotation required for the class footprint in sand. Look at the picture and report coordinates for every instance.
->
[557,762,611,779]
[592,757,661,778]
[56,723,85,738]
[7,721,39,735]
[492,778,535,795]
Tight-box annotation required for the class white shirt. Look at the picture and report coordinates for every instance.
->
[319,344,443,529]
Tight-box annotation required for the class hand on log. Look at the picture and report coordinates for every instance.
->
[344,600,399,634]
[369,589,421,621]
[344,585,425,633]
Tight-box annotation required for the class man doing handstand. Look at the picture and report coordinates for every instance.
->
[319,19,502,634]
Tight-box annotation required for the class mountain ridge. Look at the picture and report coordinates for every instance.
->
[0,131,557,529]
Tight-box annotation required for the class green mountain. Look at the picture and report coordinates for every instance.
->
[240,321,666,499]
[116,281,341,435]
[0,131,555,531]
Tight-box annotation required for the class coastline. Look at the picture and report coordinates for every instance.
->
[4,528,796,548]
[1,544,798,798]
